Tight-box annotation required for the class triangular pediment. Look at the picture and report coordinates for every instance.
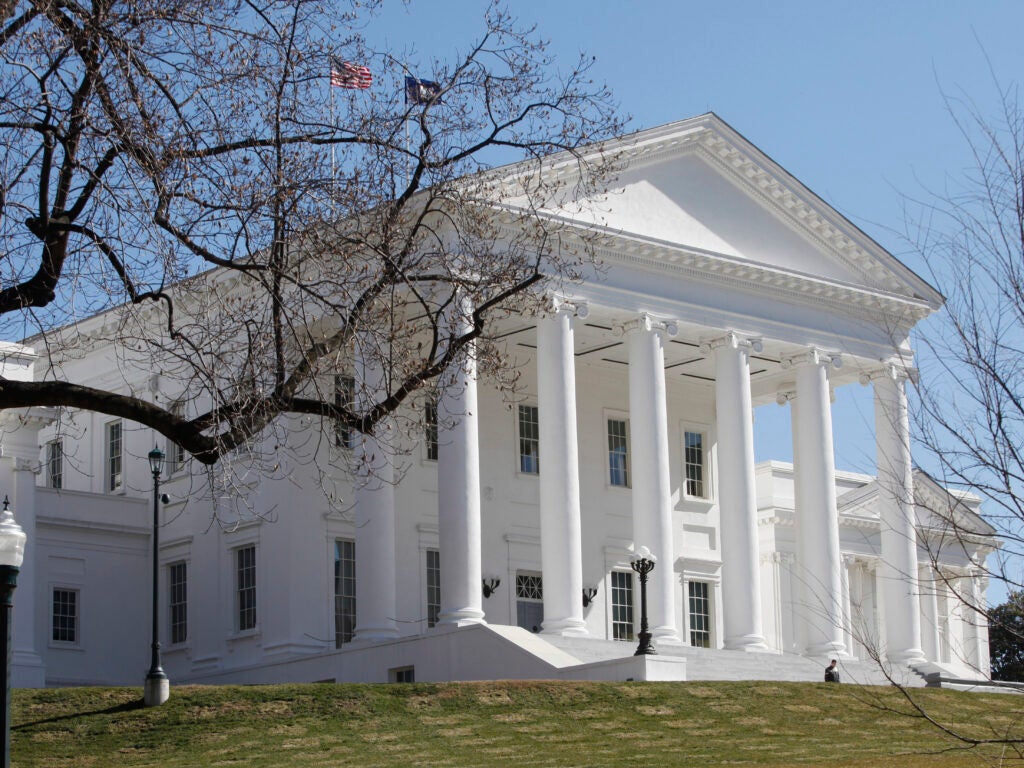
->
[499,114,941,308]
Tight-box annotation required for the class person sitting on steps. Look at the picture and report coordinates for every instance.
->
[824,659,840,683]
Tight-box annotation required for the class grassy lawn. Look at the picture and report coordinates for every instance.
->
[12,680,1024,767]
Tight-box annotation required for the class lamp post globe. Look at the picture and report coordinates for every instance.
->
[0,497,26,768]
[630,546,657,657]
[144,447,169,707]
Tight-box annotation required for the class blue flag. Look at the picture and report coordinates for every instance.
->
[405,76,442,105]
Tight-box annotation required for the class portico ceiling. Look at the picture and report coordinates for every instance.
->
[488,306,875,408]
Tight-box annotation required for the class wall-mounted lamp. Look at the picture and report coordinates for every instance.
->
[482,576,501,599]
[582,586,598,608]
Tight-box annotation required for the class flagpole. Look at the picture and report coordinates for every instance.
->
[330,57,337,213]
[404,78,411,189]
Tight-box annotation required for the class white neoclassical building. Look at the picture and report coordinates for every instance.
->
[0,114,996,687]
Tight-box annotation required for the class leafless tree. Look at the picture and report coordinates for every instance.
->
[0,0,624,474]
[907,80,1024,618]
[863,75,1024,754]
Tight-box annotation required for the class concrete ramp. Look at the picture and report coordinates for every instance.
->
[183,623,685,684]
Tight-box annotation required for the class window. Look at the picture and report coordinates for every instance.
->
[688,580,711,648]
[167,403,187,475]
[168,439,187,475]
[334,375,355,449]
[607,418,629,487]
[169,562,187,644]
[426,548,441,628]
[390,666,415,683]
[515,572,543,632]
[424,399,439,461]
[334,539,356,646]
[52,588,77,643]
[684,430,706,498]
[46,439,63,489]
[106,421,123,492]
[236,545,257,632]
[611,571,634,641]
[518,404,539,474]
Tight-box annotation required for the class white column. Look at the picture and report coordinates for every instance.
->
[537,297,587,636]
[627,313,680,642]
[437,294,485,626]
[919,564,941,662]
[710,333,767,651]
[870,364,925,664]
[0,409,52,687]
[849,559,866,658]
[352,335,398,640]
[972,570,991,677]
[787,349,845,657]
[841,555,854,657]
[959,567,985,673]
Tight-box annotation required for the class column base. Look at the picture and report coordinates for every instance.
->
[438,608,486,627]
[887,647,927,665]
[806,640,849,658]
[143,676,169,707]
[541,617,589,637]
[724,634,770,652]
[652,626,681,644]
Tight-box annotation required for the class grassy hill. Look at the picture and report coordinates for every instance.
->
[12,680,1024,767]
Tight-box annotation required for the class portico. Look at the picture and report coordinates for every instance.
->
[359,288,935,665]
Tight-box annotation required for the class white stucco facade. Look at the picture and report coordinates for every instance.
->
[0,114,997,687]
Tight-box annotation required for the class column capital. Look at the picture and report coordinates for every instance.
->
[775,390,795,406]
[622,312,677,338]
[544,293,589,319]
[700,331,763,355]
[780,347,842,370]
[858,360,918,387]
[0,407,56,433]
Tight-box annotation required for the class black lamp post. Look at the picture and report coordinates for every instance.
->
[0,496,26,768]
[143,447,169,707]
[630,545,657,657]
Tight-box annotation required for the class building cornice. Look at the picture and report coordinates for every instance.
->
[493,209,933,329]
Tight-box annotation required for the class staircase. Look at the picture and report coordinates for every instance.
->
[542,634,930,687]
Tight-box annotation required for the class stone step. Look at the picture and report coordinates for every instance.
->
[541,634,927,687]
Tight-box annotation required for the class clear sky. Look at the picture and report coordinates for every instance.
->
[369,0,1024,474]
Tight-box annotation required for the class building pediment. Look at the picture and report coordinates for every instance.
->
[498,113,942,317]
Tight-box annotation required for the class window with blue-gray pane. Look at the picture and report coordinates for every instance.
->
[607,418,629,487]
[684,430,706,498]
[52,588,77,643]
[335,375,355,449]
[611,571,634,641]
[426,549,440,627]
[169,562,187,644]
[236,545,256,631]
[424,400,438,461]
[106,421,122,492]
[518,405,539,474]
[46,439,63,489]
[334,539,356,646]
[688,580,711,648]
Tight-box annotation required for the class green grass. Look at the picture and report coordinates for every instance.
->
[11,680,1024,767]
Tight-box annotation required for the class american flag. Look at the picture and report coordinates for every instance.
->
[330,57,372,89]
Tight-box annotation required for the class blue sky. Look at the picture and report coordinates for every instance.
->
[370,0,1024,473]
